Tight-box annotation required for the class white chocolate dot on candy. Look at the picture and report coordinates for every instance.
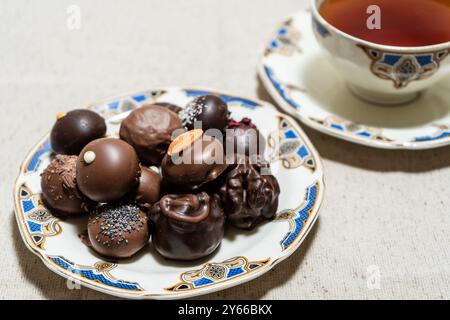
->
[83,151,96,164]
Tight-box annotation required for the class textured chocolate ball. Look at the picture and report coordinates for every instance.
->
[225,118,265,159]
[219,157,280,229]
[161,130,228,190]
[119,105,182,165]
[149,192,224,260]
[88,203,149,259]
[77,138,141,202]
[50,109,106,155]
[179,95,229,131]
[41,155,90,218]
[135,166,161,210]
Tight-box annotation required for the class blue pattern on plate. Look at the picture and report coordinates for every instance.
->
[49,256,143,291]
[284,130,297,139]
[227,266,244,277]
[107,101,120,110]
[132,94,147,103]
[191,265,246,288]
[21,199,35,213]
[281,182,318,250]
[27,221,42,233]
[26,141,52,173]
[193,278,214,287]
[415,131,450,142]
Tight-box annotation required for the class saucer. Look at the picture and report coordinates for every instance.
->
[14,86,324,299]
[259,10,450,150]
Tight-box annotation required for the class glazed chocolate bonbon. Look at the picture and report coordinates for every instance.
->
[161,130,228,190]
[50,109,106,155]
[150,192,225,260]
[179,95,228,131]
[41,155,89,218]
[77,138,140,202]
[135,165,161,210]
[119,105,182,165]
[219,158,280,229]
[225,117,265,158]
[88,203,149,259]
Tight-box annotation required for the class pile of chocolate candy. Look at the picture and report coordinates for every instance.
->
[41,95,280,260]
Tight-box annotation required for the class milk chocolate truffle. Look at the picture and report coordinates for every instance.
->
[77,138,140,202]
[135,166,161,210]
[219,158,280,229]
[179,95,229,131]
[88,203,149,259]
[161,130,228,190]
[119,105,182,165]
[41,155,89,218]
[50,109,106,155]
[225,118,265,158]
[150,192,224,260]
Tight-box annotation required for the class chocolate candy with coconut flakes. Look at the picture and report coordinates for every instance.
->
[149,192,225,260]
[87,203,149,259]
[50,109,106,155]
[76,138,141,203]
[41,154,90,218]
[179,95,229,131]
[119,105,182,165]
[161,129,228,190]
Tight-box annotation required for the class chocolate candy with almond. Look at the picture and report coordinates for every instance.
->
[161,129,228,190]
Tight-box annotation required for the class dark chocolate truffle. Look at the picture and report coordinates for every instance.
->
[161,129,228,190]
[179,95,228,131]
[219,158,280,229]
[88,203,149,259]
[119,105,182,165]
[153,102,182,114]
[149,192,224,260]
[135,166,161,210]
[225,118,265,159]
[50,109,106,155]
[41,155,89,218]
[77,138,141,202]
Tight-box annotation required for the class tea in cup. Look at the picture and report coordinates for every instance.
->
[311,0,450,105]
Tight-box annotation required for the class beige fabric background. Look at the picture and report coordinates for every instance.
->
[1,0,449,300]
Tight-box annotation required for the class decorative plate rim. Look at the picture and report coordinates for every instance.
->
[13,86,325,299]
[258,10,450,150]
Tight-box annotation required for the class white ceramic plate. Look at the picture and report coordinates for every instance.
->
[14,86,325,299]
[259,10,450,150]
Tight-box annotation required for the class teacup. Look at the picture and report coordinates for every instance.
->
[311,0,450,105]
